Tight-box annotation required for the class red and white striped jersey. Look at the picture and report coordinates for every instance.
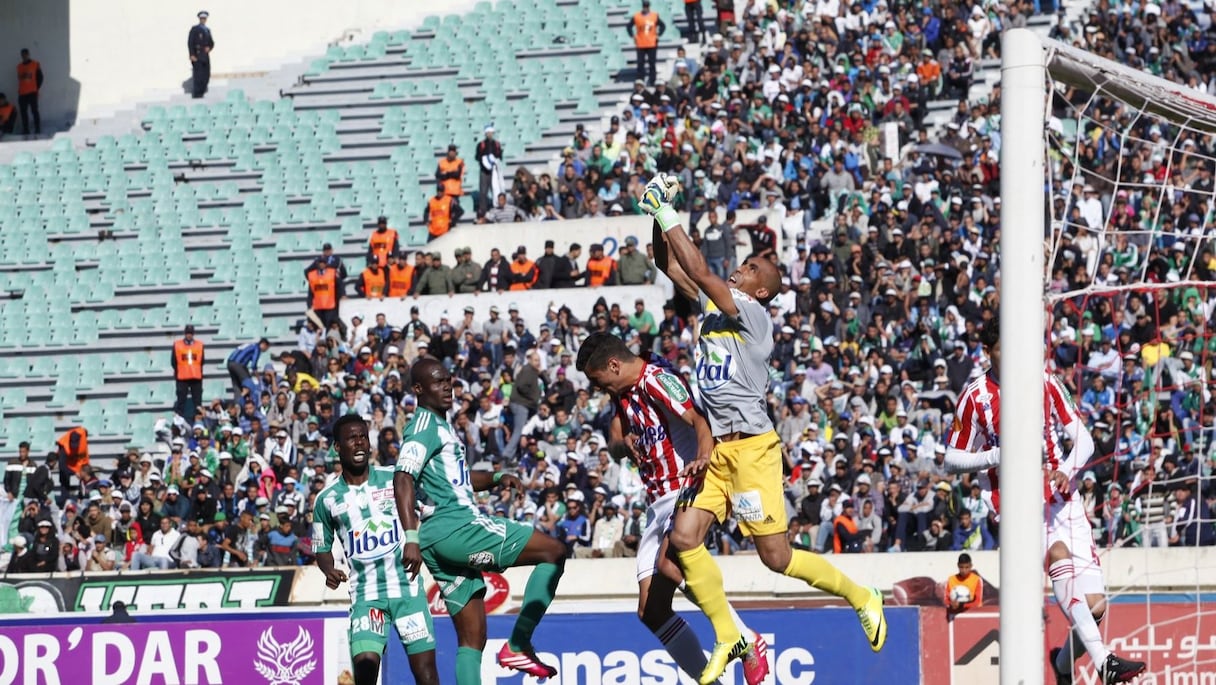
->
[617,362,698,504]
[948,372,1002,513]
[947,370,1086,515]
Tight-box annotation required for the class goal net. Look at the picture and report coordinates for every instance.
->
[1005,31,1216,684]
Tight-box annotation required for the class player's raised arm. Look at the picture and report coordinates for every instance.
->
[652,219,699,301]
[641,174,738,317]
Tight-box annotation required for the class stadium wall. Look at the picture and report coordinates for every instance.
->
[0,0,482,126]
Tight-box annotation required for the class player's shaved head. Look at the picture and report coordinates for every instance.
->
[754,258,782,305]
[409,355,443,388]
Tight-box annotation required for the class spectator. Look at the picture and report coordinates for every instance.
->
[945,552,983,613]
[618,237,656,285]
[5,536,31,573]
[264,508,298,565]
[85,534,117,572]
[130,517,180,570]
[226,338,271,402]
[951,509,993,551]
[832,497,867,553]
[187,12,213,99]
[580,501,624,558]
[413,252,454,296]
[485,192,526,224]
[556,493,590,557]
[475,125,504,218]
[172,325,205,421]
[451,248,481,294]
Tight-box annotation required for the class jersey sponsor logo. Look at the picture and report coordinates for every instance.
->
[732,490,764,522]
[394,611,433,644]
[695,343,736,390]
[368,607,385,633]
[657,372,689,403]
[633,423,668,449]
[371,488,393,503]
[467,550,495,568]
[345,519,401,561]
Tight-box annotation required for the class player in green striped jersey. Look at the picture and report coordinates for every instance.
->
[395,357,568,684]
[314,414,438,685]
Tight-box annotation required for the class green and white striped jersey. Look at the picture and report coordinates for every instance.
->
[397,407,477,519]
[312,467,415,603]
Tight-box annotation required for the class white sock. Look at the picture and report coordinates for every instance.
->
[1054,625,1090,674]
[1048,560,1110,666]
[653,615,710,681]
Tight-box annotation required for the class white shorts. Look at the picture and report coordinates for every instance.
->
[1044,497,1104,593]
[636,491,679,582]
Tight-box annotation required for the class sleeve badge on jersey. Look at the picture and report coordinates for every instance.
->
[398,441,428,474]
[657,373,690,403]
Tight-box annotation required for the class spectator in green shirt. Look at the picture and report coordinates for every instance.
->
[628,298,657,352]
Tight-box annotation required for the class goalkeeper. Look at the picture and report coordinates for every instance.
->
[639,173,887,684]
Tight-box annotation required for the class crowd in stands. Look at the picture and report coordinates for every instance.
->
[9,0,1216,574]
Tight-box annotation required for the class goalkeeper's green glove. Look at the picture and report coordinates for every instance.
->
[639,174,681,233]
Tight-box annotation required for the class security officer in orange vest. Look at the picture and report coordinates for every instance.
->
[172,325,205,421]
[367,216,399,267]
[357,256,387,300]
[387,252,414,298]
[436,144,465,205]
[507,245,538,291]
[0,93,15,137]
[585,243,619,286]
[55,427,88,502]
[626,0,665,86]
[305,259,341,331]
[423,183,463,239]
[15,49,42,136]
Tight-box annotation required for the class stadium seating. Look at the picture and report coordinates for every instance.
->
[0,0,679,460]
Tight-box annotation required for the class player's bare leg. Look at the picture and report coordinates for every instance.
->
[1045,541,1143,684]
[752,532,886,652]
[496,531,565,679]
[450,594,488,685]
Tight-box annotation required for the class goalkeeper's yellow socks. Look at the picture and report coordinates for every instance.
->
[784,549,870,609]
[677,545,741,644]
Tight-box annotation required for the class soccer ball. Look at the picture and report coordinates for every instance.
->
[950,584,973,605]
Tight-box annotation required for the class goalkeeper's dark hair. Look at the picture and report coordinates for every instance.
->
[979,317,1000,350]
[575,332,635,373]
[333,413,367,442]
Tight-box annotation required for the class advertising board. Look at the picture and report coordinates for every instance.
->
[0,570,297,614]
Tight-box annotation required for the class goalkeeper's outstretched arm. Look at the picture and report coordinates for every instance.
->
[642,174,737,317]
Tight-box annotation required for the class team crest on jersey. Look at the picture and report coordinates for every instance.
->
[468,551,495,568]
[657,373,689,403]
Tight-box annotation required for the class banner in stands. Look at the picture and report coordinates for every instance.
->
[0,609,347,685]
[938,596,1216,684]
[382,607,921,684]
[0,570,297,613]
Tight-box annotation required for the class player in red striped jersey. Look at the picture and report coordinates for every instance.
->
[943,320,1144,685]
[576,332,770,685]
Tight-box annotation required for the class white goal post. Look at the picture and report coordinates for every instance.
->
[999,27,1047,685]
[1000,28,1216,685]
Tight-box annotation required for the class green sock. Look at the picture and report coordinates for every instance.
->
[456,646,482,685]
[509,561,563,651]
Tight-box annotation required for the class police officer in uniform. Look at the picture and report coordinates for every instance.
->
[188,11,214,99]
